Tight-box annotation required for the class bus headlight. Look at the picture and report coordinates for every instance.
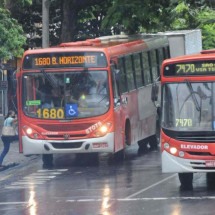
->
[170,147,177,155]
[23,126,43,139]
[93,122,112,137]
[26,127,33,135]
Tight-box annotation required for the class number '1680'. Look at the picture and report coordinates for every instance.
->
[36,108,64,119]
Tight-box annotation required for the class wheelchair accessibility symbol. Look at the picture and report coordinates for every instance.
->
[66,104,78,117]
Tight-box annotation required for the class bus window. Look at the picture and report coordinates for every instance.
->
[125,55,135,91]
[118,57,128,93]
[163,47,170,59]
[156,48,164,76]
[133,53,143,88]
[150,50,158,81]
[157,48,164,65]
[142,52,151,85]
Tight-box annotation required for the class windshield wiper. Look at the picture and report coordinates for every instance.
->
[185,80,201,112]
[40,69,57,88]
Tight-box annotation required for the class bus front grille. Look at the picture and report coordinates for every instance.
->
[163,129,215,143]
[47,134,86,139]
[38,123,93,131]
[50,142,83,149]
[190,161,215,170]
[176,135,215,143]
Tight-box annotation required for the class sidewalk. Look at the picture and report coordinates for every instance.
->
[0,117,39,172]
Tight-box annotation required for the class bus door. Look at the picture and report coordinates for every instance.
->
[111,65,124,152]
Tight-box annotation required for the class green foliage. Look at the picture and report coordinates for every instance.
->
[0,8,26,59]
[2,0,215,51]
[169,2,215,49]
[0,0,32,8]
[196,7,215,49]
[102,0,172,34]
[76,2,112,40]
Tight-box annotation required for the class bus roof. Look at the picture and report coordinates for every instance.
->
[23,34,169,58]
[163,49,215,65]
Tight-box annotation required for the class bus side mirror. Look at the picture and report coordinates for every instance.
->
[151,82,159,102]
[114,98,120,107]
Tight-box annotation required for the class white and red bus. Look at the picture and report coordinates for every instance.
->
[161,49,215,189]
[17,34,170,166]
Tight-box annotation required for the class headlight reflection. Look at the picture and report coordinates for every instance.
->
[28,188,37,215]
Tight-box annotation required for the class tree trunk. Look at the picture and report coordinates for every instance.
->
[60,0,107,43]
[60,0,78,42]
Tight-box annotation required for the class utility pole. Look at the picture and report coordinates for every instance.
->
[42,0,50,48]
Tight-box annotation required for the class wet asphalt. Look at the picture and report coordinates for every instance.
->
[0,143,215,215]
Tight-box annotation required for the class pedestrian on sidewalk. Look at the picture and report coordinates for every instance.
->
[0,110,18,168]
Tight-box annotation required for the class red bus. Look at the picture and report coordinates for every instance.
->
[161,49,215,190]
[17,34,170,166]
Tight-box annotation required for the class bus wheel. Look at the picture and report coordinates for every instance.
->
[206,173,215,189]
[178,173,193,190]
[114,149,125,162]
[114,123,130,161]
[125,122,131,146]
[149,119,160,151]
[138,139,148,153]
[148,135,158,151]
[42,154,53,167]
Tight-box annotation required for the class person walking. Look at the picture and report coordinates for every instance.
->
[0,110,18,168]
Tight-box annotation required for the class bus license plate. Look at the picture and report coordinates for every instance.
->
[205,161,215,167]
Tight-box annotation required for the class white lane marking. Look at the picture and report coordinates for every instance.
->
[30,172,62,175]
[37,169,68,172]
[0,175,12,182]
[0,202,28,205]
[5,186,34,189]
[24,176,56,179]
[11,182,44,185]
[125,174,177,199]
[5,169,68,190]
[64,196,215,203]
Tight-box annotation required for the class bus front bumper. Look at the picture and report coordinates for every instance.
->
[162,150,215,173]
[22,133,114,155]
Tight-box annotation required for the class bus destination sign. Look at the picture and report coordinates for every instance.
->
[164,60,215,76]
[23,52,107,69]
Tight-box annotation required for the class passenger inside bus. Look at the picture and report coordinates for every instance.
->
[51,88,62,107]
[89,73,107,95]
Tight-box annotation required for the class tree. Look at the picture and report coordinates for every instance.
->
[102,0,172,34]
[0,7,26,60]
[60,0,108,42]
[169,1,215,49]
[3,0,215,49]
[75,2,112,40]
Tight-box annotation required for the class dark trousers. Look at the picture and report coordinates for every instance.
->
[0,135,18,165]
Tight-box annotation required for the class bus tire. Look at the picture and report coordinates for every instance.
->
[114,122,130,161]
[178,173,193,190]
[125,121,131,146]
[149,118,160,150]
[114,149,125,162]
[42,154,53,167]
[148,135,158,151]
[206,173,215,189]
[138,139,148,153]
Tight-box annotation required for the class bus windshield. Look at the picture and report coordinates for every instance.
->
[162,82,215,131]
[23,70,109,119]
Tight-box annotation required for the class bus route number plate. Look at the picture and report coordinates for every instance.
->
[205,161,215,167]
